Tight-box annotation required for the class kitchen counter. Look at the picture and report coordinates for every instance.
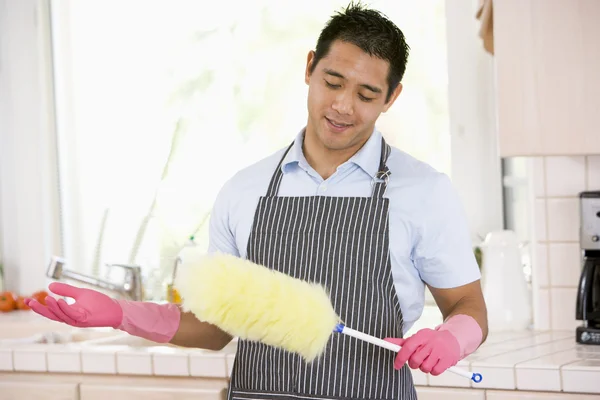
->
[416,329,600,395]
[2,311,600,396]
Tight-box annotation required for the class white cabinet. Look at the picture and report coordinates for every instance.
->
[0,382,79,400]
[415,386,485,400]
[79,384,226,400]
[494,0,600,156]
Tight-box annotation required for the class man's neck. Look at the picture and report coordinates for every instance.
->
[302,132,364,180]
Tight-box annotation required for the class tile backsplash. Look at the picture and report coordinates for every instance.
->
[505,156,600,331]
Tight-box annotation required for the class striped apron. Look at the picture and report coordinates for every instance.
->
[228,137,417,400]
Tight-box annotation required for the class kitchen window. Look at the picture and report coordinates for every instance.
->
[0,0,502,316]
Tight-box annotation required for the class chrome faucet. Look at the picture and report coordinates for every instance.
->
[46,255,144,301]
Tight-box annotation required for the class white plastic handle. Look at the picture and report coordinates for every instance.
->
[334,324,482,383]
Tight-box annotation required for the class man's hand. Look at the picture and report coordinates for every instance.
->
[385,328,460,375]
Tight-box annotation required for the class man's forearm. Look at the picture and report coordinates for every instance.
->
[444,295,488,343]
[169,309,233,350]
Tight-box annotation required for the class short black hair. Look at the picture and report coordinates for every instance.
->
[310,1,410,102]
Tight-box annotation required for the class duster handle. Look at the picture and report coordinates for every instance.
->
[334,324,482,383]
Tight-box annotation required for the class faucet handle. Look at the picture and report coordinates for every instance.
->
[105,263,143,301]
[105,263,141,278]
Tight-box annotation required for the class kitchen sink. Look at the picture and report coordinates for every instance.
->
[1,311,239,353]
[0,327,120,346]
[77,333,173,348]
[77,332,239,354]
[0,311,122,346]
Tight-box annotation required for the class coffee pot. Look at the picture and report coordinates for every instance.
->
[575,191,600,345]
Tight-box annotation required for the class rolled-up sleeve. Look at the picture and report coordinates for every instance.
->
[413,173,481,288]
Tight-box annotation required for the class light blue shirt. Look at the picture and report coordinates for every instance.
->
[208,129,481,334]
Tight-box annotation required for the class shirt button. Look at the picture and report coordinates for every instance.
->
[320,185,327,192]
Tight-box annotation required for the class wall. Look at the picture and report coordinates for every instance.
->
[532,156,600,330]
[506,156,600,331]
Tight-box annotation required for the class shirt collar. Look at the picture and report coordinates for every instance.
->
[281,127,383,178]
[347,128,383,178]
[280,129,310,174]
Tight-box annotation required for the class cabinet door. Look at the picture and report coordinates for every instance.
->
[494,0,600,156]
[486,389,599,399]
[414,386,485,400]
[80,384,226,400]
[0,382,79,400]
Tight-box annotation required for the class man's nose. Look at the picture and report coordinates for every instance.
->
[332,90,354,115]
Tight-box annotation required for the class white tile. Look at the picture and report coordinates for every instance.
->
[415,386,485,399]
[518,349,582,369]
[561,360,600,393]
[534,243,549,287]
[466,347,512,362]
[532,157,546,198]
[427,359,470,388]
[486,390,581,399]
[465,366,514,389]
[0,349,12,371]
[81,347,120,374]
[12,347,47,371]
[535,199,547,241]
[116,350,152,375]
[471,338,574,368]
[515,367,561,391]
[546,198,579,242]
[410,367,428,386]
[152,349,189,376]
[225,353,235,377]
[468,332,559,362]
[483,331,540,345]
[46,347,81,373]
[548,330,575,339]
[587,155,600,191]
[534,289,551,330]
[576,345,600,356]
[545,156,587,197]
[562,359,600,371]
[189,352,228,378]
[550,288,579,331]
[548,243,582,287]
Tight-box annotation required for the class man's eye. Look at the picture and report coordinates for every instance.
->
[325,80,340,88]
[359,94,374,102]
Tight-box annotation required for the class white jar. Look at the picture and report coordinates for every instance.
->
[480,230,532,331]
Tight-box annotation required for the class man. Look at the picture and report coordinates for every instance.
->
[26,3,487,399]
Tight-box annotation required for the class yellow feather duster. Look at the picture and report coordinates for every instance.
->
[174,252,340,362]
[174,252,482,383]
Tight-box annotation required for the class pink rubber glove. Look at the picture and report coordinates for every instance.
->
[385,314,482,376]
[24,282,181,343]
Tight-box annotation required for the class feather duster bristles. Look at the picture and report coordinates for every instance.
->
[175,253,340,362]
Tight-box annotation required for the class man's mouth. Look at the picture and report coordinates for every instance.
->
[325,117,353,130]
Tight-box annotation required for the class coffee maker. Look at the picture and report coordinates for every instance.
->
[575,191,600,345]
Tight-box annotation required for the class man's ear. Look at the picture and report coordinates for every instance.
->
[382,83,403,113]
[305,50,316,85]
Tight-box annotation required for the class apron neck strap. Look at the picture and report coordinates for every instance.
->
[372,137,392,199]
[265,142,294,198]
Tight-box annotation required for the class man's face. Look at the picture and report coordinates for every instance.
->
[304,40,402,153]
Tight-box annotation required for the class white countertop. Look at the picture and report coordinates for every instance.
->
[419,329,600,395]
[2,311,599,394]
